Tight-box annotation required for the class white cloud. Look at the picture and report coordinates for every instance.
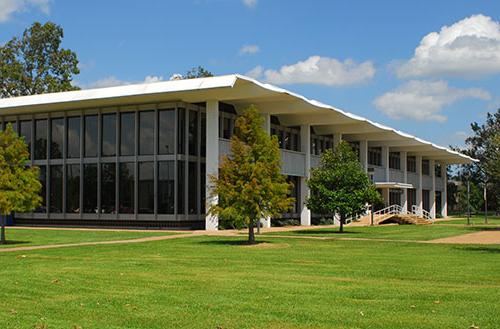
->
[373,80,491,122]
[246,65,263,79]
[397,14,500,78]
[252,56,375,86]
[239,44,260,55]
[243,0,257,8]
[0,0,50,22]
[84,75,164,89]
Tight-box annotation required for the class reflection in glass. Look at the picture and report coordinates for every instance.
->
[66,164,80,213]
[35,165,46,213]
[83,164,98,213]
[67,117,80,158]
[177,160,184,214]
[50,118,64,159]
[35,119,47,160]
[50,165,63,213]
[84,115,98,157]
[158,109,175,155]
[177,108,185,154]
[138,162,154,213]
[158,161,174,214]
[120,112,135,156]
[200,163,206,213]
[102,114,116,157]
[188,110,198,156]
[101,163,116,213]
[139,111,154,155]
[200,113,206,157]
[20,120,32,154]
[119,162,135,214]
[188,161,197,214]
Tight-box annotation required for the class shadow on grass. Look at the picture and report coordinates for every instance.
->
[456,246,500,254]
[199,239,271,246]
[0,240,30,246]
[468,227,500,232]
[292,230,362,235]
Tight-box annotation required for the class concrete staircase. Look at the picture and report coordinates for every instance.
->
[348,205,433,226]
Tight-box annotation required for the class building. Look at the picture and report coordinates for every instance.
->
[0,75,475,229]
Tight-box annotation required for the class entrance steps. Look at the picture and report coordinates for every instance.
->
[347,205,433,226]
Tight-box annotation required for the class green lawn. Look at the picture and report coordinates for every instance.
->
[437,214,500,226]
[0,227,499,328]
[0,228,175,249]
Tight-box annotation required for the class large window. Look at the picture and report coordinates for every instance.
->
[422,189,430,211]
[139,111,154,155]
[158,161,175,214]
[188,161,197,214]
[66,164,80,213]
[422,160,430,176]
[177,160,184,214]
[368,147,382,166]
[35,165,46,213]
[20,120,32,154]
[119,162,135,214]
[389,152,401,170]
[35,119,47,160]
[67,117,80,158]
[50,118,64,159]
[102,114,116,157]
[200,113,206,157]
[50,165,63,213]
[407,156,416,173]
[435,163,442,177]
[84,115,98,157]
[158,109,175,155]
[272,125,301,152]
[120,112,135,156]
[101,163,116,213]
[138,162,154,214]
[177,108,185,154]
[83,164,97,213]
[188,110,198,156]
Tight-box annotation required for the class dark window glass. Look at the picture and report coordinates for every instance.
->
[119,162,135,214]
[200,112,206,157]
[101,163,116,213]
[35,119,47,160]
[422,160,430,176]
[50,118,64,159]
[158,161,175,214]
[120,112,135,156]
[368,147,382,166]
[177,160,185,214]
[83,164,98,213]
[20,120,32,155]
[102,114,116,157]
[200,163,206,214]
[423,189,430,211]
[188,110,198,156]
[50,165,63,213]
[139,111,154,155]
[159,109,175,155]
[188,161,197,214]
[67,117,80,158]
[84,115,98,157]
[35,165,46,213]
[407,156,416,173]
[138,162,154,214]
[177,108,185,154]
[389,152,401,170]
[4,121,17,133]
[66,164,80,213]
[435,163,442,177]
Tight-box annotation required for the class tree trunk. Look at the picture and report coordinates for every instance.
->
[248,221,255,244]
[339,214,344,233]
[0,215,6,245]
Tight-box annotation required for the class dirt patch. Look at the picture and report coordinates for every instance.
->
[429,231,500,245]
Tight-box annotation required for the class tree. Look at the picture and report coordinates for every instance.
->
[208,106,294,243]
[306,141,381,233]
[0,124,42,244]
[455,109,500,214]
[184,66,214,79]
[457,181,484,215]
[0,22,80,98]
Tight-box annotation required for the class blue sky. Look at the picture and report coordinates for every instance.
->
[1,0,499,148]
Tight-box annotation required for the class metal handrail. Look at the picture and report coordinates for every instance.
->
[411,205,433,221]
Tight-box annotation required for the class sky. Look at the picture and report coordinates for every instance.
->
[1,0,499,149]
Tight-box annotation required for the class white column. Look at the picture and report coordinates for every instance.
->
[260,113,272,228]
[442,164,448,217]
[430,160,436,219]
[416,155,423,209]
[382,146,389,181]
[205,100,219,231]
[401,151,408,211]
[333,133,342,147]
[359,140,368,172]
[300,124,311,226]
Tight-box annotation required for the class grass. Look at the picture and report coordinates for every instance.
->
[0,227,176,249]
[437,214,500,226]
[0,225,499,328]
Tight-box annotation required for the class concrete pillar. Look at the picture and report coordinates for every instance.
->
[359,140,368,172]
[416,155,423,209]
[205,100,219,231]
[300,124,311,226]
[260,113,272,228]
[333,133,342,147]
[442,164,448,217]
[401,151,408,211]
[382,146,389,181]
[430,159,436,219]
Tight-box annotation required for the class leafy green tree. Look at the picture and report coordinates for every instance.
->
[208,106,294,243]
[457,181,484,215]
[184,66,214,79]
[0,124,42,244]
[0,21,80,98]
[306,141,381,233]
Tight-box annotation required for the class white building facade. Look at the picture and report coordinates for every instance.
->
[0,75,475,229]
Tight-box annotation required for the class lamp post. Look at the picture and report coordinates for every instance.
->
[484,182,488,224]
[466,172,471,226]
